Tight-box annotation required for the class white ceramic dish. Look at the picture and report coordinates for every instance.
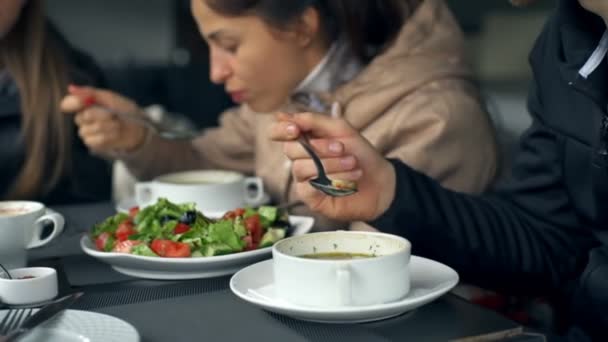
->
[81,216,314,280]
[230,256,458,324]
[135,170,266,213]
[0,201,65,269]
[0,309,140,342]
[0,267,58,305]
[272,231,411,308]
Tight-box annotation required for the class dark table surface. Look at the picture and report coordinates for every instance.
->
[25,202,526,342]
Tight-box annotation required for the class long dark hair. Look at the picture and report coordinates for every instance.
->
[204,0,423,62]
[0,0,72,199]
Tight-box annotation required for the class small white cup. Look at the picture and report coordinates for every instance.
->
[0,267,58,305]
[272,231,411,308]
[135,170,264,213]
[0,201,65,269]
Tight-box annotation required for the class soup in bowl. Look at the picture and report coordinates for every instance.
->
[272,231,411,308]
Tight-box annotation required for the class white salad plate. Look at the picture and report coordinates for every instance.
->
[115,194,272,218]
[0,309,139,342]
[80,216,314,280]
[230,256,459,324]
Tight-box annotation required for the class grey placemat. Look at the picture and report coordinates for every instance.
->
[90,291,391,342]
[71,276,518,342]
[72,276,231,310]
[62,255,135,286]
[81,290,519,342]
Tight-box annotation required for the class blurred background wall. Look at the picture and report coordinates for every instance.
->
[46,0,556,172]
[47,0,232,130]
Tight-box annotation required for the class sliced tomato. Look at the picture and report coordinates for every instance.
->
[150,240,190,257]
[116,220,136,241]
[150,239,172,257]
[95,232,114,251]
[222,211,236,220]
[222,208,246,220]
[245,214,263,244]
[112,240,142,254]
[173,223,190,235]
[165,242,191,258]
[128,206,140,219]
[242,235,255,251]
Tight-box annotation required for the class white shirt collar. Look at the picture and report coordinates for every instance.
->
[579,30,608,79]
[294,38,363,94]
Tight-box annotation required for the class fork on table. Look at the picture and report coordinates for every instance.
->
[0,308,34,338]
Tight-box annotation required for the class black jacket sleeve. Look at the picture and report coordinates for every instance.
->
[371,89,596,293]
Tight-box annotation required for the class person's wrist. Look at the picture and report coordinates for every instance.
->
[123,125,148,152]
[372,159,397,221]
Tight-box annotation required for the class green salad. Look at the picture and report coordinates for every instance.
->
[90,198,288,258]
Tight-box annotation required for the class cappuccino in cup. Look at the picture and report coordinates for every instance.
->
[0,201,65,269]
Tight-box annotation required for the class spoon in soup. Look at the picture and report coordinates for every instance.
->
[290,94,357,197]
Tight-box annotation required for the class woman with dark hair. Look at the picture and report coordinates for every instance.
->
[62,0,498,230]
[0,0,111,203]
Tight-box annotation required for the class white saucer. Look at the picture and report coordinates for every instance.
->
[0,309,139,342]
[230,256,459,324]
[115,194,272,217]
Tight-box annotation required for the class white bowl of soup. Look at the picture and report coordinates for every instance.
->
[272,231,411,308]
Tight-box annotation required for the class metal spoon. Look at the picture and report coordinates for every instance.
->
[104,106,198,140]
[297,132,357,197]
[289,94,357,197]
[84,99,198,140]
[0,263,12,280]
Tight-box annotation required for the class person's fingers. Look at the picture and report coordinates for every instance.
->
[78,117,120,137]
[69,85,137,113]
[78,126,99,148]
[324,170,363,182]
[282,139,346,160]
[74,112,86,127]
[89,88,128,107]
[81,134,112,150]
[270,120,300,141]
[80,125,123,149]
[81,107,116,124]
[272,112,353,141]
[68,84,96,98]
[68,84,106,106]
[60,94,84,113]
[289,112,353,138]
[78,124,97,138]
[73,108,108,126]
[291,157,358,181]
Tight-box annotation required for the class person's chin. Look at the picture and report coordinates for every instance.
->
[246,98,284,113]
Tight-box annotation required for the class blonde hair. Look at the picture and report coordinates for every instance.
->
[0,0,72,199]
